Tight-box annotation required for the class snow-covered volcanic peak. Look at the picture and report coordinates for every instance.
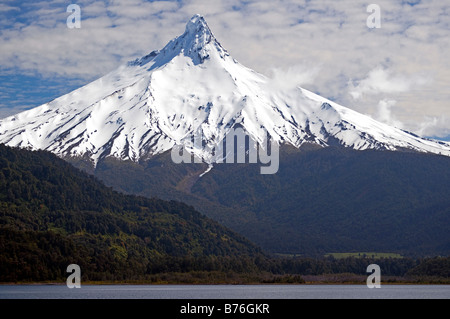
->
[1,14,449,165]
[131,14,228,68]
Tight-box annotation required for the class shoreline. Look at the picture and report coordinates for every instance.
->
[1,280,449,286]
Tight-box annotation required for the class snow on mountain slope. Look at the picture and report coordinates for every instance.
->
[1,14,449,166]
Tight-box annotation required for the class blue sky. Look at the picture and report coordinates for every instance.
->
[0,0,449,140]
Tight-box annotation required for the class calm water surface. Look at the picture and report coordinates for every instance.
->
[0,284,448,299]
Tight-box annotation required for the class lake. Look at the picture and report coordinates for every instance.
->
[0,284,448,299]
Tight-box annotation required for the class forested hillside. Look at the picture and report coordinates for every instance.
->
[0,144,261,282]
[1,144,448,283]
[92,145,450,256]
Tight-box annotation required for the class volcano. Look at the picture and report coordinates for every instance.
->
[1,14,449,166]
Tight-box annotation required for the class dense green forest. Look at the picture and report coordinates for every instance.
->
[0,144,261,282]
[91,145,450,257]
[0,144,449,283]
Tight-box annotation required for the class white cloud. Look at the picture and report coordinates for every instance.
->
[417,116,450,139]
[0,4,20,13]
[376,99,403,129]
[267,64,322,91]
[348,66,431,100]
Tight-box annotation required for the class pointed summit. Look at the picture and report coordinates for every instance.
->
[184,14,212,39]
[179,14,215,62]
[155,14,227,64]
[130,15,228,68]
